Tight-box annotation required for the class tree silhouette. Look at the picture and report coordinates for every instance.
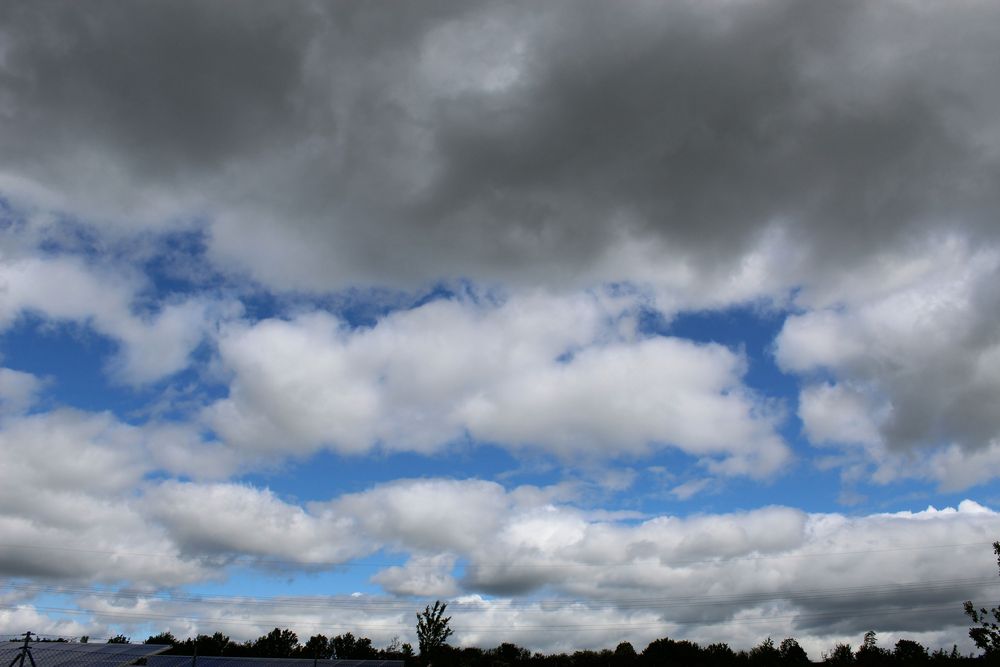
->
[614,641,636,659]
[748,636,780,665]
[124,625,982,666]
[965,541,1000,656]
[144,632,178,648]
[252,628,299,657]
[703,642,736,666]
[641,637,701,664]
[489,642,531,664]
[892,638,928,663]
[825,642,853,665]
[298,634,332,660]
[779,637,810,665]
[381,635,414,659]
[855,631,888,666]
[331,632,376,659]
[417,600,454,658]
[194,632,232,656]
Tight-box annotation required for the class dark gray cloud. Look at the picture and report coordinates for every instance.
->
[0,1,337,180]
[2,0,998,291]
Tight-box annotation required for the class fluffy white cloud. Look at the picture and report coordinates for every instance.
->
[371,554,460,597]
[0,410,147,501]
[798,383,883,449]
[145,481,363,565]
[142,423,243,482]
[206,292,788,476]
[332,478,512,555]
[149,476,1000,616]
[776,239,1000,489]
[0,255,234,384]
[0,409,213,586]
[0,404,258,589]
[928,441,1000,492]
[0,604,92,643]
[0,367,45,415]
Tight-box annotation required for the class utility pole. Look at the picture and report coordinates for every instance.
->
[7,632,37,667]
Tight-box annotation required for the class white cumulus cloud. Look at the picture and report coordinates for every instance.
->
[206,292,788,476]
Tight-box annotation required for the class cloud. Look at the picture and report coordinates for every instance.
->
[798,383,883,449]
[1,0,998,298]
[205,292,788,475]
[2,0,998,492]
[332,478,511,555]
[0,410,148,501]
[928,442,1000,492]
[670,478,712,501]
[145,481,364,565]
[3,473,998,654]
[371,554,460,598]
[2,0,1000,652]
[0,255,233,384]
[776,238,1000,488]
[0,367,45,415]
[0,406,249,587]
[315,477,1000,627]
[0,409,213,586]
[142,423,243,482]
[0,605,92,643]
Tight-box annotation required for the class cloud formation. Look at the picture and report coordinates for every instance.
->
[2,0,999,296]
[3,472,999,653]
[777,238,1000,486]
[2,0,1000,655]
[206,292,788,475]
[2,0,998,473]
[0,255,232,384]
[0,409,213,586]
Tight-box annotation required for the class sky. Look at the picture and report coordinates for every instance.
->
[1,0,1000,659]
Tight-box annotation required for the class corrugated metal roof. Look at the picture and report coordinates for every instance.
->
[0,641,170,667]
[145,658,405,667]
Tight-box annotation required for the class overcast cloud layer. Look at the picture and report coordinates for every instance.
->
[2,0,1000,655]
[3,0,1000,293]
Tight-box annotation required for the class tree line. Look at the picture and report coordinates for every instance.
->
[133,627,973,665]
[140,628,413,660]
